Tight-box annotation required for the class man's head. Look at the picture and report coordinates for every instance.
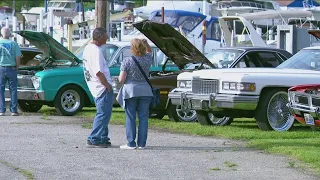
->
[92,27,107,46]
[0,27,11,39]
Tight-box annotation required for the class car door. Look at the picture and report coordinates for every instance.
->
[234,51,285,68]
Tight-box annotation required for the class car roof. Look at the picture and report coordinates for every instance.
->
[215,46,288,52]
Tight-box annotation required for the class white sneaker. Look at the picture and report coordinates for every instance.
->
[0,113,4,116]
[120,144,136,150]
[138,146,146,149]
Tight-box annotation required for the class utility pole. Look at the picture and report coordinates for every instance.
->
[96,0,107,29]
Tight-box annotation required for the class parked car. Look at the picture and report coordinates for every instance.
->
[75,41,179,75]
[111,20,292,122]
[168,45,320,131]
[287,84,320,128]
[6,31,178,116]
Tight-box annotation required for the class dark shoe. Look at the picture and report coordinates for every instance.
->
[11,112,19,116]
[86,140,109,148]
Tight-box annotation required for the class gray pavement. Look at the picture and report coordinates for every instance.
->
[0,114,319,180]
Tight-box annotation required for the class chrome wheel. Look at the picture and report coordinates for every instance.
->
[60,90,81,113]
[267,91,294,131]
[208,113,233,125]
[176,105,197,122]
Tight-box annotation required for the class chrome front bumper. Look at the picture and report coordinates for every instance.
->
[5,88,45,100]
[287,91,320,118]
[169,91,259,111]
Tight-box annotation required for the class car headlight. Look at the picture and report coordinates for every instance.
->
[222,81,255,91]
[177,80,192,88]
[31,76,40,89]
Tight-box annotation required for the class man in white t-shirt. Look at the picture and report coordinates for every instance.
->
[83,27,113,148]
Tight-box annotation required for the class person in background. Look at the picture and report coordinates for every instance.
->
[117,38,153,150]
[0,27,21,116]
[82,27,113,148]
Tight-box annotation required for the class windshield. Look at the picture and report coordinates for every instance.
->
[205,49,244,68]
[76,44,119,64]
[277,49,320,71]
[149,11,205,33]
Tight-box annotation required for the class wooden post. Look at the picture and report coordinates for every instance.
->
[96,0,107,28]
[161,7,164,23]
[68,24,73,52]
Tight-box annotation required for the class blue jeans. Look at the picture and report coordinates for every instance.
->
[124,96,152,147]
[88,89,114,144]
[0,66,17,113]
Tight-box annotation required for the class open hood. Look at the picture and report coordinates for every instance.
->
[15,31,81,63]
[133,20,214,69]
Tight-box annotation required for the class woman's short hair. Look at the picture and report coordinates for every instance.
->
[130,38,146,57]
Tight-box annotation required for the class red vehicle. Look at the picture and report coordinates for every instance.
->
[288,84,320,127]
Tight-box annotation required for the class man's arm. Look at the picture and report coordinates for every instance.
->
[16,56,20,69]
[96,71,112,92]
[15,42,22,70]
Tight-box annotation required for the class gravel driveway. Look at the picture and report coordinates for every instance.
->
[0,114,318,180]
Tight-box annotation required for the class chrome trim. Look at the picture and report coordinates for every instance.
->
[5,89,45,100]
[169,91,259,111]
[214,94,259,110]
[288,91,320,118]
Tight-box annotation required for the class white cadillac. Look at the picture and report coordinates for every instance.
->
[168,46,320,131]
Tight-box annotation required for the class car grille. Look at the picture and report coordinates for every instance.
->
[191,78,218,94]
[295,95,320,107]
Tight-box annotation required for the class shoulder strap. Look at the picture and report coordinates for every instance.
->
[131,56,153,90]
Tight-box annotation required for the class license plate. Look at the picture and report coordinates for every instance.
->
[304,113,315,125]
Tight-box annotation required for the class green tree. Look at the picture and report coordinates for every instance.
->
[0,0,44,13]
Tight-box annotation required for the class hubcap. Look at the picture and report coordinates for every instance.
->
[208,113,229,125]
[60,90,81,113]
[176,105,197,122]
[267,91,294,131]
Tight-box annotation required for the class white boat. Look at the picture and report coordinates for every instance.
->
[117,10,222,54]
[0,6,13,28]
[133,0,213,19]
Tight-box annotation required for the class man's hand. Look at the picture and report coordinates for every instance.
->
[105,83,112,92]
[96,71,112,92]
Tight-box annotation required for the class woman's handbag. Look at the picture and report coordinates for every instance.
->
[131,56,160,108]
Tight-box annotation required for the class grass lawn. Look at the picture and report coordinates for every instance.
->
[41,106,320,176]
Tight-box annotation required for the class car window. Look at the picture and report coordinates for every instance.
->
[206,49,243,68]
[235,51,284,68]
[111,47,132,67]
[235,53,257,68]
[256,52,284,67]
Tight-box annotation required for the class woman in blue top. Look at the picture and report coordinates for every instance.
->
[117,38,153,150]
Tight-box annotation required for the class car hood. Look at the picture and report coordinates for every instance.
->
[133,20,214,70]
[15,31,81,63]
